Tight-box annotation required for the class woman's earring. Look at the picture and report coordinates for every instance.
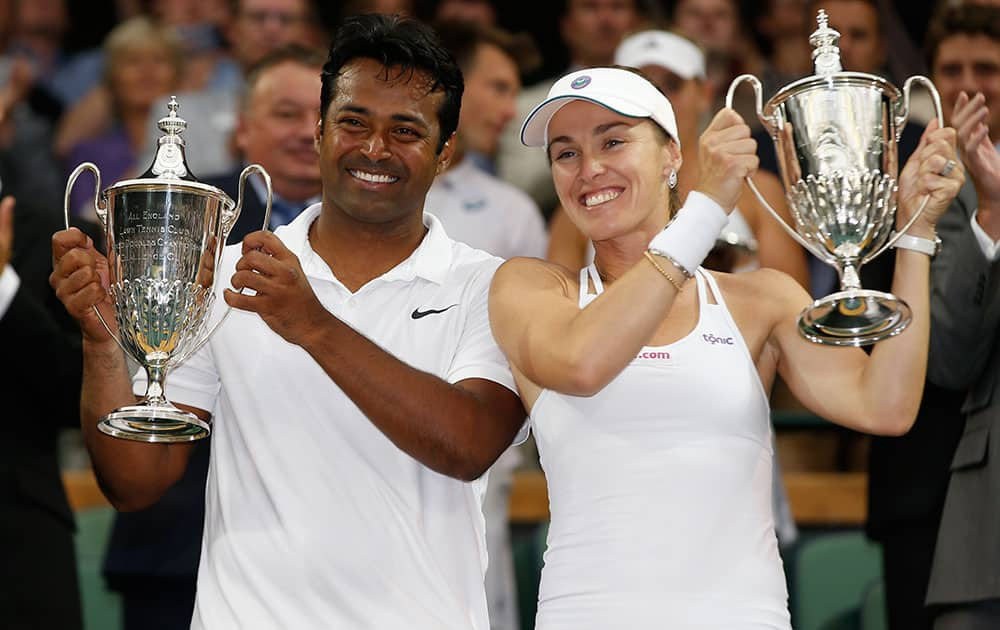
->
[668,169,678,189]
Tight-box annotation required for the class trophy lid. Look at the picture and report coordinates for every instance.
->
[138,96,198,182]
[105,95,234,205]
[810,10,842,77]
[761,9,900,122]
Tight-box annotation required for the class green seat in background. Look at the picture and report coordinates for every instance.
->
[512,521,548,630]
[860,578,888,630]
[792,531,883,630]
[75,506,122,630]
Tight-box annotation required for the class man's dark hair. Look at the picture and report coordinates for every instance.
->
[925,4,1000,69]
[320,14,464,154]
[241,44,327,111]
[433,20,541,77]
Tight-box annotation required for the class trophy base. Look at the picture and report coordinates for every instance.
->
[98,403,210,443]
[798,289,912,347]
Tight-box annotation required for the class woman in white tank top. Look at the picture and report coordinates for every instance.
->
[488,67,963,629]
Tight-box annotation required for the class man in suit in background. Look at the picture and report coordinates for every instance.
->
[0,163,100,628]
[921,5,1000,628]
[866,6,1000,629]
[101,45,323,630]
[205,45,324,243]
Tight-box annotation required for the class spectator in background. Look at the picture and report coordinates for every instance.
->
[338,0,415,19]
[224,0,321,72]
[750,0,813,97]
[64,17,183,217]
[53,0,232,159]
[7,0,73,110]
[207,45,324,241]
[428,20,546,258]
[920,5,1000,628]
[497,0,644,217]
[865,5,999,630]
[430,20,548,630]
[147,0,317,178]
[0,0,67,212]
[667,0,764,126]
[0,170,101,630]
[433,0,498,25]
[101,46,323,630]
[154,0,241,93]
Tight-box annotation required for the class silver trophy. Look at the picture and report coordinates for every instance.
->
[727,10,942,346]
[64,96,272,442]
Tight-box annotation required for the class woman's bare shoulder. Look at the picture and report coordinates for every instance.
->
[709,267,812,314]
[493,256,581,297]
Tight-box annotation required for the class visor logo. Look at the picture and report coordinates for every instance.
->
[571,76,591,89]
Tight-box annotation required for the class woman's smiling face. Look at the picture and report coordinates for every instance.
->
[546,99,681,242]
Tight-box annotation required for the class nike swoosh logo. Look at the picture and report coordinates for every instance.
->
[411,304,459,319]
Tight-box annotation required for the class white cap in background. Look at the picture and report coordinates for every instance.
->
[614,30,706,80]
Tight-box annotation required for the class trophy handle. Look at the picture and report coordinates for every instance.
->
[726,74,775,133]
[724,75,831,261]
[64,162,107,230]
[894,76,944,142]
[174,164,274,365]
[865,76,945,264]
[64,162,126,350]
[235,163,273,235]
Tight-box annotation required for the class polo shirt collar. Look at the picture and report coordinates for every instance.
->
[278,203,453,287]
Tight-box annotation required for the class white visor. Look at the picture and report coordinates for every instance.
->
[520,66,680,149]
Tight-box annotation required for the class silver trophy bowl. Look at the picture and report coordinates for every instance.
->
[727,10,942,346]
[65,96,271,442]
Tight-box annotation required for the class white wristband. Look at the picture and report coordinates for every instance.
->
[648,191,729,275]
[890,231,940,258]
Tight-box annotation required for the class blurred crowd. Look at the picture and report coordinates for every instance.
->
[0,0,971,219]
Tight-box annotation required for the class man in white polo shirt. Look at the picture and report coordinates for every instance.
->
[50,13,525,630]
[428,20,548,261]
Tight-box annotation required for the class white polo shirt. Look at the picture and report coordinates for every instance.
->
[425,158,548,260]
[135,204,516,630]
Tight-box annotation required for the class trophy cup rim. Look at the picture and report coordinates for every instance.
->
[763,71,901,118]
[104,179,236,210]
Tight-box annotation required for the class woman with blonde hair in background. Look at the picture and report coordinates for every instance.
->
[64,16,182,216]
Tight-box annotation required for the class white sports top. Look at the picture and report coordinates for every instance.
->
[530,265,791,630]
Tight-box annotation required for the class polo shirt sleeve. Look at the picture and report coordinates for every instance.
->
[131,323,222,414]
[446,262,517,394]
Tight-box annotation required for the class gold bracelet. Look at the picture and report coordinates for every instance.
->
[644,250,685,291]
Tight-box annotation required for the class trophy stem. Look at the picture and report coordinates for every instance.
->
[96,362,211,443]
[839,262,862,291]
[145,363,166,401]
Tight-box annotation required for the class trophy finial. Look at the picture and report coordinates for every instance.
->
[157,95,187,139]
[810,9,842,76]
[144,96,194,180]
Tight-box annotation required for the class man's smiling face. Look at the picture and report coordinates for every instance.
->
[316,57,454,225]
